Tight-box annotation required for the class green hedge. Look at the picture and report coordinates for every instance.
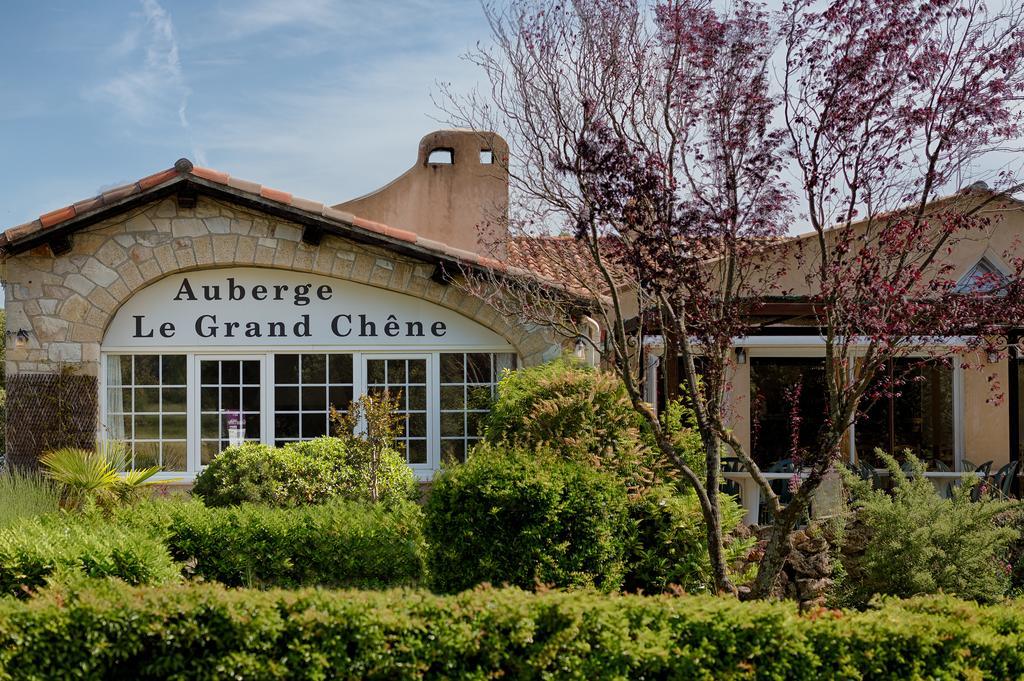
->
[2,583,1024,679]
[0,517,178,597]
[122,498,426,589]
[425,444,631,593]
[192,437,416,508]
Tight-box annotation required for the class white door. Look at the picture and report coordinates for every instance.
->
[193,355,267,468]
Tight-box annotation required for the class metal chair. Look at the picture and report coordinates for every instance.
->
[928,459,951,472]
[969,461,995,502]
[991,460,1020,499]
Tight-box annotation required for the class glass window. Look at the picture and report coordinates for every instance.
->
[750,358,828,468]
[439,352,517,464]
[199,359,262,465]
[856,359,954,468]
[105,354,187,471]
[365,358,429,464]
[273,354,353,447]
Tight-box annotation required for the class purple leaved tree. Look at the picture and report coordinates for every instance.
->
[445,0,1024,598]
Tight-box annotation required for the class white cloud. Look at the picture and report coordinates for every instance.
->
[217,0,338,38]
[192,47,482,204]
[88,0,206,164]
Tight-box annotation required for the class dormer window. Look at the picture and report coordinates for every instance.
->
[956,256,1008,293]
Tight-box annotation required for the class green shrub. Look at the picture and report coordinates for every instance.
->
[120,498,425,589]
[0,516,178,597]
[0,469,60,529]
[425,444,630,593]
[4,583,1024,679]
[839,452,1019,607]
[624,485,753,594]
[192,437,415,508]
[482,358,660,487]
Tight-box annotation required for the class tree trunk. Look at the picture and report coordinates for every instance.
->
[703,435,736,595]
[749,488,811,598]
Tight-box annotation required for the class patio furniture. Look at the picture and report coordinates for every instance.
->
[720,457,743,499]
[928,459,951,473]
[990,461,1020,499]
[970,461,995,502]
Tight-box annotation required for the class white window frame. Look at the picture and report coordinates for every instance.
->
[191,354,269,471]
[100,345,516,482]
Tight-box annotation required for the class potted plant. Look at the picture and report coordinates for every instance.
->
[225,410,246,447]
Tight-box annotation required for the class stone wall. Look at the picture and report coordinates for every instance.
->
[3,195,562,379]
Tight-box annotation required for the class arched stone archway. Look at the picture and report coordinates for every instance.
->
[4,195,561,377]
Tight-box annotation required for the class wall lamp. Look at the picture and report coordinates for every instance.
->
[6,328,29,349]
[735,347,747,365]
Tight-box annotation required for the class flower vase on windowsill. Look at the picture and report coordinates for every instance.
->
[225,411,246,447]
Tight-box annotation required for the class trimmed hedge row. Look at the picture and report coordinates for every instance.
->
[119,498,427,589]
[2,583,1024,680]
[0,518,178,597]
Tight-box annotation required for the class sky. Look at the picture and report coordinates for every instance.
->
[0,0,493,229]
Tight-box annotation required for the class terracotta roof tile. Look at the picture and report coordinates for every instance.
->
[227,177,261,194]
[321,206,355,223]
[39,206,76,229]
[191,166,230,184]
[259,186,292,204]
[137,168,178,190]
[290,196,324,214]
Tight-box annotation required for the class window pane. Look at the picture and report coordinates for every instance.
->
[221,361,241,385]
[162,415,187,439]
[135,355,160,385]
[329,386,353,411]
[387,359,407,383]
[162,387,186,412]
[750,358,828,468]
[409,360,426,383]
[329,354,353,383]
[440,353,464,383]
[441,412,464,437]
[242,361,261,385]
[162,442,186,471]
[440,385,464,410]
[302,386,327,411]
[276,355,299,383]
[201,361,219,386]
[242,387,260,412]
[276,386,299,411]
[135,387,160,412]
[108,388,132,413]
[302,413,327,438]
[134,441,159,468]
[441,439,465,464]
[134,415,160,439]
[408,439,427,464]
[466,353,491,383]
[107,356,132,386]
[162,355,186,384]
[301,354,326,383]
[367,359,385,384]
[276,413,300,438]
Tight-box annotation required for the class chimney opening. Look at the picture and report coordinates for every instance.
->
[479,149,494,164]
[427,148,454,165]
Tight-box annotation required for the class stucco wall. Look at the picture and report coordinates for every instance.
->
[3,195,562,379]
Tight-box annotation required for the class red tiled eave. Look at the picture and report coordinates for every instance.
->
[0,158,561,289]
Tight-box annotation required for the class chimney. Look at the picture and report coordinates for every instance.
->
[333,130,509,257]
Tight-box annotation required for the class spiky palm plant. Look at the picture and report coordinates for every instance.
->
[39,442,164,510]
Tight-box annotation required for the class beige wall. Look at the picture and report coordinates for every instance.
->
[335,130,509,257]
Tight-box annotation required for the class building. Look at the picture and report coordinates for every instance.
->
[2,129,1021,508]
[0,130,566,481]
